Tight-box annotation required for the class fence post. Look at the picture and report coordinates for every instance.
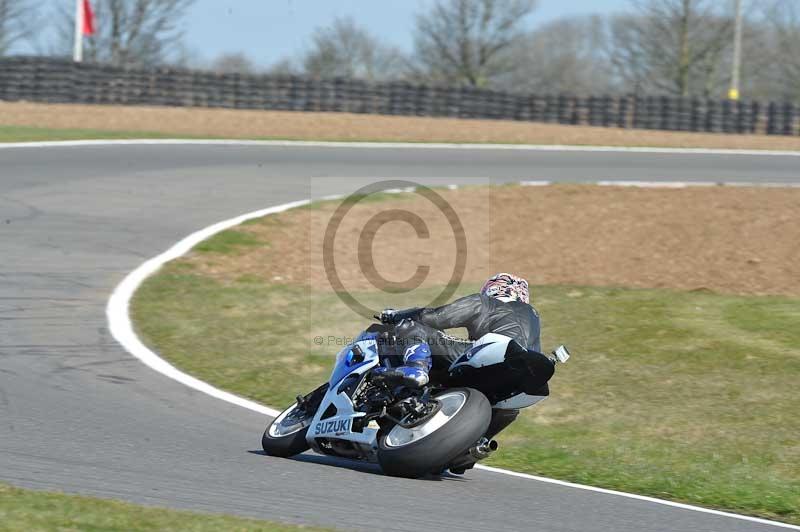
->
[659,96,672,130]
[721,99,734,133]
[705,100,720,133]
[766,102,779,135]
[675,98,689,131]
[574,96,587,125]
[782,102,797,136]
[617,95,631,128]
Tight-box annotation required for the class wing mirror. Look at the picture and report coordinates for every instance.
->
[551,345,571,364]
[347,344,366,366]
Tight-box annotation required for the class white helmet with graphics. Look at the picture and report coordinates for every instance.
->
[480,273,530,304]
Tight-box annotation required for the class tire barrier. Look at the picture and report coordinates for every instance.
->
[0,56,797,136]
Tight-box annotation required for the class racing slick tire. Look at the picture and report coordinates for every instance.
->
[377,387,491,478]
[262,402,312,458]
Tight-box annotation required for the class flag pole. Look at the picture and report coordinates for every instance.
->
[728,0,743,101]
[73,0,83,62]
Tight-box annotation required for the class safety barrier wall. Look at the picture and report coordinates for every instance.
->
[1,56,798,136]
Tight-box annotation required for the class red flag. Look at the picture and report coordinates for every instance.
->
[82,0,96,36]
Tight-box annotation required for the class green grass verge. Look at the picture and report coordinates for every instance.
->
[0,483,331,531]
[132,261,800,525]
[0,125,509,144]
[0,125,196,142]
[194,229,264,254]
[0,124,537,145]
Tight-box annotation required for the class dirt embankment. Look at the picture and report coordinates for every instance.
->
[3,100,800,151]
[187,185,800,297]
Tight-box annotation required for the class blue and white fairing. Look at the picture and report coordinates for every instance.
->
[307,331,382,459]
[328,332,380,386]
[449,333,513,369]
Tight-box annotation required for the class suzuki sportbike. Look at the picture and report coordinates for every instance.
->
[261,319,569,478]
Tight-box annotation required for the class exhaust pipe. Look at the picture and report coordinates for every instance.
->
[469,438,499,460]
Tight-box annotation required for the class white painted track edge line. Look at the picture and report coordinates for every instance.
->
[101,170,799,529]
[2,138,800,156]
[105,200,314,418]
[474,464,800,530]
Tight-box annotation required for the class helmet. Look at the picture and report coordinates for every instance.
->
[480,273,530,304]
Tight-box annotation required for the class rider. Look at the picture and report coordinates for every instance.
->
[375,273,553,437]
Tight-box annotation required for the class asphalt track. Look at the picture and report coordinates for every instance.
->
[1,142,799,532]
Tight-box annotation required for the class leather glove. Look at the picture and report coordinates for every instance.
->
[377,308,399,324]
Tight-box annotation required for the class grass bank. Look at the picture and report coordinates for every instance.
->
[133,264,800,524]
[0,483,330,531]
[0,125,194,142]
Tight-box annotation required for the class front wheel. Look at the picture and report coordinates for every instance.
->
[262,402,315,458]
[377,387,491,478]
[262,383,328,457]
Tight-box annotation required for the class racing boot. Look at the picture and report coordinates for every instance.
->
[372,342,432,388]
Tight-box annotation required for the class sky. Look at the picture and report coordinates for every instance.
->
[25,1,631,64]
[181,0,632,67]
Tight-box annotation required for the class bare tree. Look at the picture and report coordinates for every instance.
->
[764,0,800,101]
[738,26,782,101]
[412,0,537,87]
[0,0,37,55]
[608,0,734,98]
[606,14,649,96]
[56,0,195,67]
[211,52,255,74]
[266,58,298,76]
[171,42,203,69]
[302,17,405,81]
[497,15,616,95]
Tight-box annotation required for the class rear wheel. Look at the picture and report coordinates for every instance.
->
[377,388,491,478]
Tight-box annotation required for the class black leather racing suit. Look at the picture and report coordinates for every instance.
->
[393,293,546,441]
[394,293,542,370]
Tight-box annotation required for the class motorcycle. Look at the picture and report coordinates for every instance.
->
[261,318,570,478]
